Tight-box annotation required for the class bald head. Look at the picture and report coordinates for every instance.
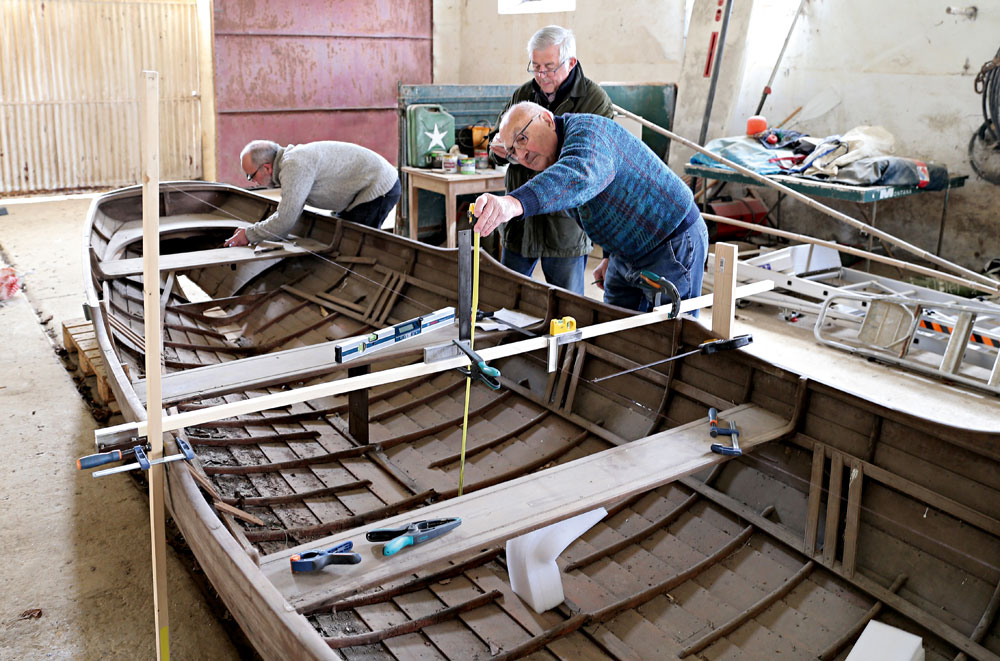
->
[498,101,558,171]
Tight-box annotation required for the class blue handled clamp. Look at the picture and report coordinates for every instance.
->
[366,517,462,557]
[289,540,362,573]
[710,420,742,457]
[452,340,501,390]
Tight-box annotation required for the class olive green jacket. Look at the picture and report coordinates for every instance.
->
[496,64,613,258]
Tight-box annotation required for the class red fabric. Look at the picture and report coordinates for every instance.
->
[0,267,20,300]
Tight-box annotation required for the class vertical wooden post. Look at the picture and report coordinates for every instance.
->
[803,444,825,556]
[711,242,738,339]
[141,70,170,661]
[348,364,370,445]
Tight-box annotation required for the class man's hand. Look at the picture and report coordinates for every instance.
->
[223,228,249,248]
[472,194,523,237]
[592,257,608,292]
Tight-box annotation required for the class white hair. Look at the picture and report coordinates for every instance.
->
[240,140,280,167]
[526,25,576,63]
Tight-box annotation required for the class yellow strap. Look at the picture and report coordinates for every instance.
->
[457,231,482,497]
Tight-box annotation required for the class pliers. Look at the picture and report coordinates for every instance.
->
[289,540,362,573]
[452,340,501,390]
[366,517,462,556]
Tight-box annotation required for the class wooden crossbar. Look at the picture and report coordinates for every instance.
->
[260,403,791,611]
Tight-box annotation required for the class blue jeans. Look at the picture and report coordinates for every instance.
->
[603,219,709,314]
[501,249,588,295]
[341,179,401,229]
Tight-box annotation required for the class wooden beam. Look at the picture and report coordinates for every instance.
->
[140,69,169,661]
[260,403,791,612]
[842,458,864,577]
[823,451,844,566]
[99,239,332,278]
[711,242,738,339]
[98,280,774,443]
[803,444,825,557]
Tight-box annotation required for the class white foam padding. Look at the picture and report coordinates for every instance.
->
[846,620,924,661]
[506,507,607,613]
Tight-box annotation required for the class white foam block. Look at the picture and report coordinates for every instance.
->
[846,620,923,661]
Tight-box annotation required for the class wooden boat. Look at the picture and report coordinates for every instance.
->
[85,181,1000,660]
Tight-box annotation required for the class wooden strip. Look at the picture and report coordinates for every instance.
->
[677,561,815,658]
[308,548,502,615]
[823,451,844,565]
[213,500,265,527]
[220,480,372,508]
[818,574,907,661]
[262,403,790,611]
[99,239,331,278]
[564,491,700,572]
[428,410,551,468]
[841,458,863,577]
[563,343,587,412]
[106,279,774,439]
[323,590,502,650]
[955,578,1000,661]
[682,466,1000,660]
[803,444,825,556]
[711,242,738,339]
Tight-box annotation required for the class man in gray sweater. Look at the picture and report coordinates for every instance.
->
[224,140,400,247]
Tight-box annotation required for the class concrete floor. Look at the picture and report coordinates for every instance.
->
[0,192,994,659]
[0,195,239,660]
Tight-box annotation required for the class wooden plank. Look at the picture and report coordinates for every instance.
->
[823,452,844,566]
[105,280,775,440]
[841,458,864,578]
[711,243,737,339]
[803,445,825,557]
[680,475,1000,660]
[98,238,332,278]
[260,403,791,611]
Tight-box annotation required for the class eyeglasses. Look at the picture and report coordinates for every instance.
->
[246,164,263,182]
[504,115,537,165]
[527,60,567,76]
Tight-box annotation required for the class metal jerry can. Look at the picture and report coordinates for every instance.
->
[406,104,455,167]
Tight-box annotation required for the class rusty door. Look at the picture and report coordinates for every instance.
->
[213,0,432,184]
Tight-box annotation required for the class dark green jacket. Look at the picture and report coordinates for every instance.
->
[496,64,613,258]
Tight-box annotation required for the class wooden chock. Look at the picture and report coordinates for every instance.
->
[712,242,738,340]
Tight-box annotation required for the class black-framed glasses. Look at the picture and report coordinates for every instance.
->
[246,165,263,182]
[505,115,537,165]
[527,60,566,76]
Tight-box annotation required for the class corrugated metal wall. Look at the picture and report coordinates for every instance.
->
[213,0,432,185]
[0,0,202,195]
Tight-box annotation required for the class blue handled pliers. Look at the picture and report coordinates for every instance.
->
[289,540,362,573]
[366,517,462,556]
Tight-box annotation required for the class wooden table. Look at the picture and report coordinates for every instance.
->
[401,166,507,248]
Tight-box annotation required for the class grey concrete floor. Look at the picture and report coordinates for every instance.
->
[0,192,992,661]
[0,195,239,660]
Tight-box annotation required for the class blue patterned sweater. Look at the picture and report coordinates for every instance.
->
[509,114,700,262]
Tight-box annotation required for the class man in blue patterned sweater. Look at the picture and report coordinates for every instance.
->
[473,101,708,312]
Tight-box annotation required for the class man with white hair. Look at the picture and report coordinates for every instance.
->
[489,25,613,295]
[224,140,400,247]
[475,101,708,312]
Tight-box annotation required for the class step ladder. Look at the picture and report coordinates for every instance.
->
[705,244,1000,394]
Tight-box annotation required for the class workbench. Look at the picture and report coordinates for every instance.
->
[401,166,507,248]
[684,164,968,256]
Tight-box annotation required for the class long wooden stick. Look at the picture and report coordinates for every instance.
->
[612,104,999,292]
[96,280,774,443]
[141,70,170,661]
[701,212,998,295]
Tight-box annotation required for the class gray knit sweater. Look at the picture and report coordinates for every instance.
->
[245,141,398,244]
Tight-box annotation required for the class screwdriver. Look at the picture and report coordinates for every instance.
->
[592,334,752,383]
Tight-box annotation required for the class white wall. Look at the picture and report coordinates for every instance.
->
[716,0,1000,269]
[435,0,1000,270]
[433,0,687,85]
